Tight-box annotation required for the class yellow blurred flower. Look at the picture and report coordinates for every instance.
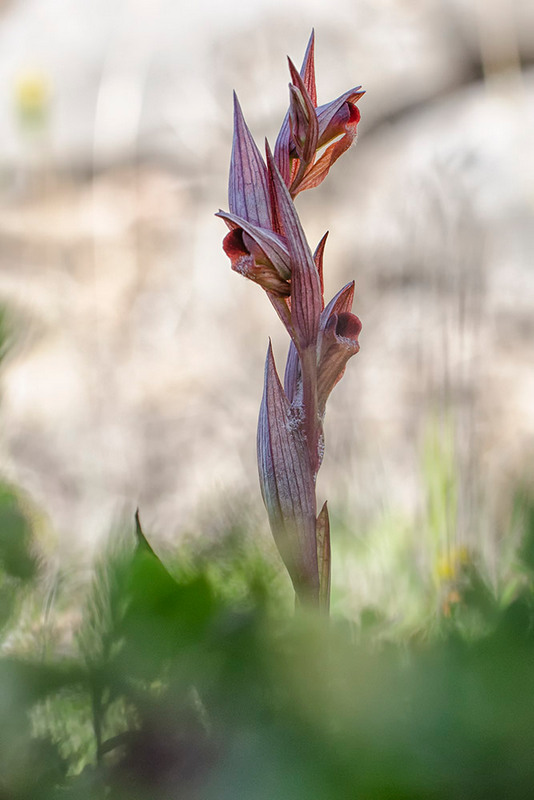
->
[435,546,470,582]
[14,70,50,129]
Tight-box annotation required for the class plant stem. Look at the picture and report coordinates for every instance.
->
[299,344,320,479]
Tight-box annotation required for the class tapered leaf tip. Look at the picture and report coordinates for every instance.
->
[264,139,281,178]
[265,337,276,372]
[134,508,155,556]
[316,230,329,249]
[232,91,244,121]
[287,55,297,73]
[302,29,315,62]
[265,138,278,179]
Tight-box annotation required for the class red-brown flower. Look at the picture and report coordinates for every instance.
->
[274,30,365,197]
[217,33,363,612]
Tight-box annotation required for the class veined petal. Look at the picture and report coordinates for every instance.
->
[316,87,365,146]
[285,88,363,195]
[229,93,272,229]
[316,502,331,613]
[257,343,319,600]
[288,81,317,163]
[221,229,290,296]
[320,281,355,332]
[273,115,291,187]
[297,103,362,194]
[287,57,319,193]
[300,29,317,107]
[317,311,361,415]
[216,209,291,279]
[218,209,296,333]
[265,142,322,349]
[274,30,317,187]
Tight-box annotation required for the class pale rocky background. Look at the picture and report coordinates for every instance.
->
[0,0,532,605]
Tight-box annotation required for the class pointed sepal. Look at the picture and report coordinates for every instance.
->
[257,342,319,601]
[313,231,328,308]
[299,29,317,106]
[274,30,317,187]
[229,93,272,229]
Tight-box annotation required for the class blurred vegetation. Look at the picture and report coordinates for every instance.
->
[0,2,531,791]
[1,480,534,799]
[1,302,534,798]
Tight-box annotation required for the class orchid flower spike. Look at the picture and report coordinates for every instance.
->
[217,32,363,611]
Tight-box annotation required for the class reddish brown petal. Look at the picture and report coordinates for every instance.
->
[257,342,319,600]
[287,58,319,194]
[316,501,331,613]
[300,29,317,107]
[288,80,317,163]
[316,87,365,147]
[274,116,292,187]
[218,210,296,336]
[216,209,291,279]
[317,311,361,414]
[320,281,355,331]
[222,229,290,296]
[274,30,317,187]
[265,142,322,349]
[297,103,361,193]
[229,93,272,228]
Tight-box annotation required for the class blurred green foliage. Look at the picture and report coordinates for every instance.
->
[0,493,534,799]
[0,486,38,583]
[1,299,534,797]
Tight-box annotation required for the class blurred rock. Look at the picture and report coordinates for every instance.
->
[0,0,532,582]
[0,0,532,172]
